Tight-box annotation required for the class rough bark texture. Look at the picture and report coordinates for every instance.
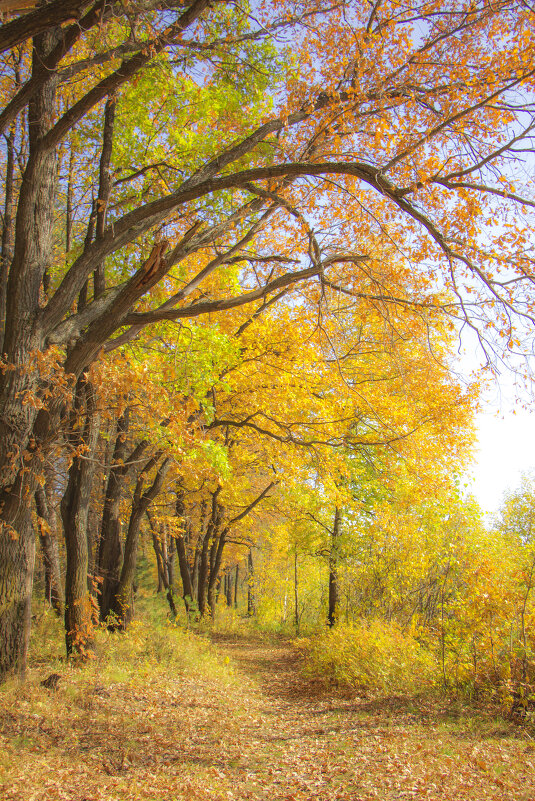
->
[35,486,63,615]
[225,570,232,607]
[197,491,220,617]
[94,94,115,299]
[97,412,128,621]
[0,120,15,347]
[208,526,227,618]
[176,533,194,613]
[97,412,150,621]
[0,29,58,680]
[149,512,178,618]
[62,379,100,657]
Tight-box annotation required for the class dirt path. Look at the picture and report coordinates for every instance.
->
[209,633,535,801]
[1,630,535,800]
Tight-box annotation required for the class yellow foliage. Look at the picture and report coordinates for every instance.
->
[298,620,438,694]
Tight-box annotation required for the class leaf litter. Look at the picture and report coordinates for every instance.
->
[1,630,535,801]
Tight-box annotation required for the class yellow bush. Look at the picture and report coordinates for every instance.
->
[299,620,438,694]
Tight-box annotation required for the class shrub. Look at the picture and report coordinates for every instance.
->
[298,619,438,694]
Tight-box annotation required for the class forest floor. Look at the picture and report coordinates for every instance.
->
[1,623,535,800]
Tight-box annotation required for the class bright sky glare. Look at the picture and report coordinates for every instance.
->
[470,410,535,517]
[459,342,535,517]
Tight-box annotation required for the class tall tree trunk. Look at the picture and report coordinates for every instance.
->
[164,531,177,618]
[225,570,233,607]
[35,486,63,615]
[62,379,100,657]
[65,141,74,256]
[167,532,175,587]
[328,507,341,628]
[197,489,220,617]
[150,522,166,593]
[148,512,177,617]
[247,548,255,617]
[234,563,239,609]
[111,455,171,629]
[97,411,128,620]
[174,492,194,614]
[192,544,201,600]
[208,526,227,618]
[0,121,15,347]
[0,29,58,680]
[98,411,149,621]
[294,550,299,632]
[197,530,210,617]
[94,94,115,299]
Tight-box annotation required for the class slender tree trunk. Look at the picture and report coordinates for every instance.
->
[328,507,341,628]
[98,415,127,620]
[234,563,239,608]
[98,412,148,621]
[34,487,63,615]
[225,570,233,607]
[174,491,194,613]
[197,530,210,617]
[111,456,171,629]
[208,527,227,618]
[247,548,255,617]
[167,532,175,587]
[198,489,220,617]
[94,94,115,299]
[192,500,205,601]
[151,524,166,592]
[176,533,194,613]
[0,122,15,347]
[65,141,74,256]
[148,511,177,617]
[294,550,299,632]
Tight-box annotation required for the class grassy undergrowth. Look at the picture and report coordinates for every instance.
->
[24,594,237,687]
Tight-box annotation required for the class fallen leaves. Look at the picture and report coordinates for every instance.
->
[0,631,534,800]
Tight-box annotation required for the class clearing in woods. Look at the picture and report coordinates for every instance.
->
[1,631,535,800]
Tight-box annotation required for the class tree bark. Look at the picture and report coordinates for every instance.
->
[208,526,227,618]
[97,411,128,620]
[197,488,220,617]
[328,507,341,628]
[247,548,255,617]
[151,522,166,593]
[94,94,115,299]
[35,486,63,615]
[111,455,171,629]
[62,378,100,657]
[294,550,299,632]
[0,29,58,680]
[174,491,195,613]
[98,411,149,621]
[0,120,15,348]
[225,570,233,607]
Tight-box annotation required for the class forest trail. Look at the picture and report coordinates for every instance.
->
[2,630,535,801]
[209,633,535,800]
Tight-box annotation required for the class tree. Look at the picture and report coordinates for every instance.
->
[1,0,535,680]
